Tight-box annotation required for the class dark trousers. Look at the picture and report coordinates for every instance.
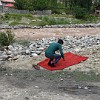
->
[48,54,61,65]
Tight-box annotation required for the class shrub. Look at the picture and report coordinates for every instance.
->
[73,6,87,19]
[48,18,56,25]
[41,16,57,25]
[38,21,47,26]
[0,30,15,46]
[84,14,97,22]
[4,13,10,20]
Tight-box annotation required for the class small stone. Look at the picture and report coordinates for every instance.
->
[35,86,39,88]
[96,72,99,76]
[25,50,30,54]
[24,97,29,100]
[60,78,63,81]
[84,86,88,90]
[78,86,82,89]
[31,53,38,57]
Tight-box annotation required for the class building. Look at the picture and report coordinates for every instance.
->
[0,0,2,5]
[0,0,3,13]
[1,0,15,8]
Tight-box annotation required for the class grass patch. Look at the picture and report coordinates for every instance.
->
[1,13,100,26]
[68,70,100,82]
[5,13,33,20]
[0,66,100,82]
[15,40,30,46]
[37,70,100,82]
[9,22,28,26]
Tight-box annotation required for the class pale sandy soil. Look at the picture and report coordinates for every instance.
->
[2,27,100,40]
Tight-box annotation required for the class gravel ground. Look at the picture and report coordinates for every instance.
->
[0,27,100,100]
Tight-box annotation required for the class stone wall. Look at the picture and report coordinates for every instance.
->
[0,23,100,29]
[0,6,3,13]
[0,7,51,15]
[3,8,31,14]
[35,10,51,15]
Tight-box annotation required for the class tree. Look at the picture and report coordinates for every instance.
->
[64,0,92,10]
[14,0,57,11]
[32,0,50,10]
[14,0,27,10]
[93,0,100,9]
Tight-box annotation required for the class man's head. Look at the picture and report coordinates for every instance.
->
[58,39,64,45]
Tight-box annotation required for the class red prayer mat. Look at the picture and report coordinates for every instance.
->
[38,52,88,71]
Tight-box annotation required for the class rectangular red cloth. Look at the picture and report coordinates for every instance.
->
[38,52,88,71]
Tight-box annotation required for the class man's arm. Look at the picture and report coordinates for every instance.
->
[58,45,64,59]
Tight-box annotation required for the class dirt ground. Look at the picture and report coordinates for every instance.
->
[2,27,100,40]
[0,27,100,100]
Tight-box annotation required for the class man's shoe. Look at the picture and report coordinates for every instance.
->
[48,62,51,66]
[32,64,40,70]
[50,63,56,67]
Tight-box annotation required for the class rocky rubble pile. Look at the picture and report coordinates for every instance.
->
[0,23,100,29]
[0,35,100,61]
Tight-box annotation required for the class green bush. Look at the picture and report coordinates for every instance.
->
[4,13,10,20]
[48,18,56,25]
[42,16,56,25]
[0,30,15,46]
[40,16,56,25]
[84,14,97,22]
[51,3,65,14]
[42,16,49,22]
[73,6,87,19]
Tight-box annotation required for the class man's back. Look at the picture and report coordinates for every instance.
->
[45,42,64,58]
